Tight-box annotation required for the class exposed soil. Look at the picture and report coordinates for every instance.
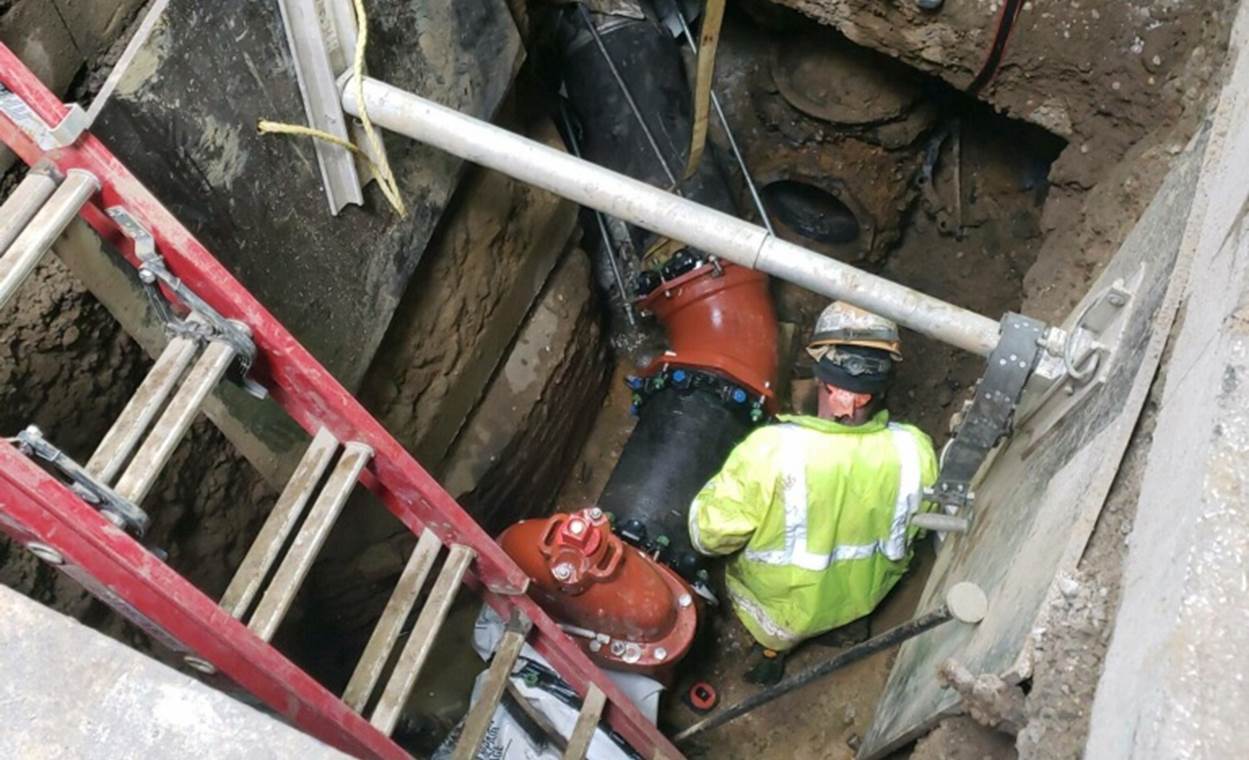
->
[0,0,1238,757]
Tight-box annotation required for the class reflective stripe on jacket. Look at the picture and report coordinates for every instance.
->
[688,411,938,651]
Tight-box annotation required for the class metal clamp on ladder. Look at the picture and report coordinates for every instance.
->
[108,206,268,400]
[13,426,150,535]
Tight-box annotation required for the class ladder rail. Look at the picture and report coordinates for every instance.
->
[0,41,685,760]
[0,441,407,760]
[0,40,529,598]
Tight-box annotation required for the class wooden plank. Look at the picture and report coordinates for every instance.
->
[453,613,531,760]
[860,130,1211,757]
[562,684,606,760]
[89,0,522,390]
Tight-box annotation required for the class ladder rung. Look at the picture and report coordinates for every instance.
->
[342,528,442,712]
[219,427,340,619]
[0,167,58,254]
[85,335,200,484]
[112,339,236,505]
[247,441,373,642]
[453,612,530,760]
[0,169,97,310]
[562,684,607,760]
[370,543,475,735]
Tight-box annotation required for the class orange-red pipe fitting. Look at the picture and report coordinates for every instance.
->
[498,508,699,678]
[638,261,780,410]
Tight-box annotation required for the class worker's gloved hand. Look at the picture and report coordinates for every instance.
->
[744,647,786,686]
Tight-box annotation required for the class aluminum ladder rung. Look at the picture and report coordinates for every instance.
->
[342,528,442,712]
[247,440,373,642]
[0,166,57,254]
[562,684,607,760]
[0,169,97,310]
[111,338,236,505]
[85,334,200,485]
[369,543,475,735]
[220,427,340,619]
[453,612,530,760]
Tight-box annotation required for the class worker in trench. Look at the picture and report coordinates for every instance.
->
[687,302,939,685]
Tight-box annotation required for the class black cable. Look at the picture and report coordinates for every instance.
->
[967,0,1025,94]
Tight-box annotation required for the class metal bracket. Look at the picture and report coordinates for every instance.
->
[1010,271,1140,450]
[0,84,88,149]
[106,206,268,399]
[14,426,150,536]
[275,0,364,214]
[931,312,1047,511]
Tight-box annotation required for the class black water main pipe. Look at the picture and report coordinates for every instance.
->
[560,9,769,579]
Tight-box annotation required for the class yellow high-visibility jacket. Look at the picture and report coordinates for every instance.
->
[688,412,938,651]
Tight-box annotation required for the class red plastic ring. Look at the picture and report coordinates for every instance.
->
[688,681,718,711]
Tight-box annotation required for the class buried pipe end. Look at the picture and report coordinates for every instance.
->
[946,581,989,624]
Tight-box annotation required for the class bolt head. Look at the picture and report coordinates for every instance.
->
[552,562,574,581]
[183,655,217,675]
[654,647,668,661]
[678,593,693,608]
[568,519,585,536]
[138,268,156,284]
[588,507,603,520]
[26,542,63,565]
[589,640,602,652]
[610,641,626,656]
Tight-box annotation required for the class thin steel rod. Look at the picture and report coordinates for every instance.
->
[673,605,953,743]
[341,78,1002,356]
[0,169,97,311]
[577,5,679,188]
[673,8,773,234]
[0,165,58,255]
[86,335,199,484]
[558,102,637,327]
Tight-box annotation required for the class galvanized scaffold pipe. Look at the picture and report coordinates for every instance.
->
[341,77,1003,357]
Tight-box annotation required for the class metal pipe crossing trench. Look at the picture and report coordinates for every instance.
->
[340,76,1004,358]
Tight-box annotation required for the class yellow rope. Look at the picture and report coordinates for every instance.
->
[257,0,407,216]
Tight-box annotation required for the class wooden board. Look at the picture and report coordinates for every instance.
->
[90,0,522,389]
[860,131,1210,757]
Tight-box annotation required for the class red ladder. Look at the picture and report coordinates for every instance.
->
[0,43,681,760]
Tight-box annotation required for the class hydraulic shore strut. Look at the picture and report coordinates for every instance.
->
[325,74,1133,519]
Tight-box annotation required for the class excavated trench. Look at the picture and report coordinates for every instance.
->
[0,0,1229,757]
